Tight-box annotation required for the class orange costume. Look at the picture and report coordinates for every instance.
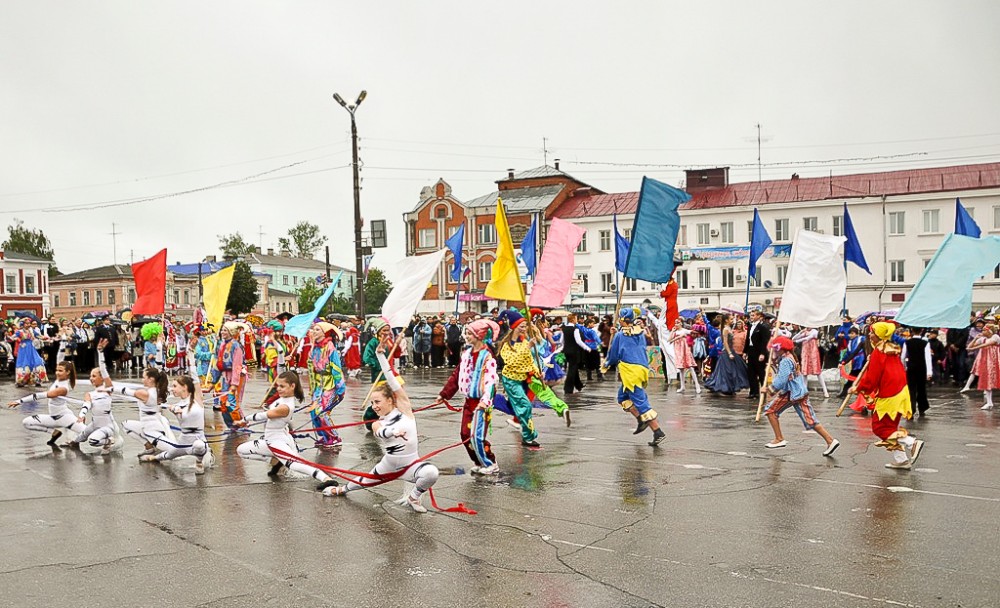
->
[659,279,679,329]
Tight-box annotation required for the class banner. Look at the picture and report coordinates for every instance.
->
[528,218,586,308]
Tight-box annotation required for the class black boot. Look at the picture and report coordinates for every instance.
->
[648,429,666,447]
[633,418,651,435]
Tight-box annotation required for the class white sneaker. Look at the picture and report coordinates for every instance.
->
[469,465,482,475]
[981,403,994,410]
[765,440,787,449]
[822,439,841,457]
[676,388,685,394]
[478,463,500,475]
[885,461,911,470]
[406,495,428,513]
[908,439,925,464]
[194,461,205,475]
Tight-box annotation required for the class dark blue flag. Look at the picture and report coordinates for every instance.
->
[842,203,871,274]
[613,214,631,273]
[445,223,465,282]
[624,177,688,283]
[748,208,772,278]
[520,218,537,277]
[955,198,982,238]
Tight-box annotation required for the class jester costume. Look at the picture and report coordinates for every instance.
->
[439,319,500,470]
[308,326,346,447]
[208,331,246,429]
[342,323,362,377]
[604,308,665,446]
[192,333,214,381]
[854,322,924,469]
[261,321,287,383]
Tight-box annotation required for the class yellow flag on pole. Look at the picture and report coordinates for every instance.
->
[202,264,236,330]
[484,198,525,303]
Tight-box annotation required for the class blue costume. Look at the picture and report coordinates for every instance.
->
[604,309,666,446]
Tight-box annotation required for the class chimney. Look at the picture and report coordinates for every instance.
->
[554,158,560,171]
[571,186,593,198]
[254,246,262,254]
[683,167,730,194]
[507,168,515,179]
[281,249,291,257]
[267,248,274,255]
[791,173,800,180]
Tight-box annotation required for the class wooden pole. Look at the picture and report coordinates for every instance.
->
[754,348,773,422]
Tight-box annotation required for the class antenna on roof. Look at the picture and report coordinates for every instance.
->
[743,123,772,183]
[542,136,548,167]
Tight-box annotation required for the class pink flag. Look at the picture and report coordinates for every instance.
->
[528,218,586,309]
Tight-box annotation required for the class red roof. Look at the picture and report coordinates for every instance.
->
[552,162,1000,218]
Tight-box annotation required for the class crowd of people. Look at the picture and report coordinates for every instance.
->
[4,297,999,511]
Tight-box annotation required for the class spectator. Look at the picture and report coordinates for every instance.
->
[430,317,447,368]
[413,317,432,368]
[445,316,463,367]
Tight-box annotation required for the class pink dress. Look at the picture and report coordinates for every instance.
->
[973,335,1000,390]
[794,329,823,376]
[672,330,696,369]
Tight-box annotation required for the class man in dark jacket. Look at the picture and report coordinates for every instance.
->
[562,313,592,394]
[93,315,118,369]
[444,316,463,367]
[946,323,971,386]
[744,309,771,399]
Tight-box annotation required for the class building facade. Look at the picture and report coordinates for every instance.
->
[267,287,299,316]
[49,264,200,319]
[243,248,355,300]
[0,251,52,318]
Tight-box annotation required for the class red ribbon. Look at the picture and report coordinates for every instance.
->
[293,399,461,434]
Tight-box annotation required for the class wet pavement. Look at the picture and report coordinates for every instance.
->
[1,367,998,608]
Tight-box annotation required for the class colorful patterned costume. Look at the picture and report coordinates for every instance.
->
[440,345,498,468]
[499,339,541,444]
[193,336,214,380]
[14,328,47,387]
[343,325,362,374]
[308,337,346,447]
[763,354,820,429]
[209,337,246,428]
[262,334,287,384]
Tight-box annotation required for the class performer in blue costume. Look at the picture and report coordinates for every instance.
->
[603,308,666,447]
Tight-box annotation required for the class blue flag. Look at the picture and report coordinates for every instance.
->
[955,198,982,238]
[520,218,537,277]
[284,270,345,339]
[897,234,1000,328]
[613,214,630,273]
[623,177,688,283]
[445,223,465,282]
[843,203,871,274]
[748,208,772,278]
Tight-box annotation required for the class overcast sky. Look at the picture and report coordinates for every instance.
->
[2,1,999,275]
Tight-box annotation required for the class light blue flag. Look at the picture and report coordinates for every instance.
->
[623,177,689,283]
[896,234,1000,328]
[284,270,345,339]
[955,198,982,238]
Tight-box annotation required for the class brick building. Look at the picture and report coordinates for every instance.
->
[403,164,602,312]
[0,250,52,318]
[49,264,200,319]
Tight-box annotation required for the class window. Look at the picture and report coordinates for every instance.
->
[24,275,35,294]
[183,290,190,305]
[477,224,496,245]
[448,225,460,237]
[576,273,589,294]
[624,229,632,241]
[477,261,491,283]
[677,225,687,246]
[108,290,115,305]
[599,230,611,252]
[775,219,789,241]
[96,290,103,305]
[282,275,289,286]
[697,223,711,246]
[923,259,931,268]
[624,277,637,291]
[890,260,905,282]
[832,215,844,237]
[293,276,298,286]
[994,206,1000,229]
[5,274,16,293]
[576,231,588,252]
[128,288,136,303]
[600,272,613,292]
[995,265,1000,279]
[922,209,940,233]
[889,211,905,235]
[83,291,91,306]
[803,217,818,232]
[434,206,447,219]
[675,269,689,289]
[697,268,711,289]
[418,228,436,248]
[721,267,735,288]
[69,292,77,306]
[53,294,60,307]
[776,265,788,286]
[747,220,754,243]
[720,222,734,244]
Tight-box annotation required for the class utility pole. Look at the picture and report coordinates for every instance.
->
[325,245,331,286]
[756,123,762,183]
[333,90,368,317]
[258,225,266,251]
[543,136,548,166]
[110,223,121,265]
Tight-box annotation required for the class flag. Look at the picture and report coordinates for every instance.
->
[843,203,871,274]
[131,248,167,315]
[528,218,586,308]
[896,234,1000,328]
[777,230,847,327]
[624,177,689,283]
[520,218,537,277]
[955,198,982,238]
[201,264,235,330]
[382,249,448,328]
[284,270,344,339]
[445,223,465,282]
[363,254,375,280]
[485,198,525,302]
[613,214,630,273]
[748,208,772,279]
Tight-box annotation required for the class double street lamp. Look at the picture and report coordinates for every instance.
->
[333,90,367,317]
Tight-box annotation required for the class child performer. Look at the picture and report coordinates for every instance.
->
[236,371,340,491]
[792,326,829,398]
[602,308,666,446]
[323,346,439,513]
[670,319,701,394]
[761,337,840,455]
[436,319,500,475]
[8,361,85,448]
[117,368,176,457]
[497,310,547,448]
[65,350,118,454]
[208,323,247,430]
[139,374,214,474]
[851,322,925,470]
[307,322,347,448]
[967,323,999,410]
[190,325,214,384]
[342,320,363,379]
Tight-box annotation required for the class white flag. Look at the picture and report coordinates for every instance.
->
[381,249,447,328]
[778,230,847,327]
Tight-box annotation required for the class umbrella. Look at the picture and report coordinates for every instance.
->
[275,312,294,321]
[548,309,571,317]
[678,308,700,319]
[326,313,353,321]
[458,311,478,323]
[13,311,40,323]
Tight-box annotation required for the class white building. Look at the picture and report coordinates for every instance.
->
[552,163,1000,315]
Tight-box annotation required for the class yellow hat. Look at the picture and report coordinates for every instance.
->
[871,321,895,341]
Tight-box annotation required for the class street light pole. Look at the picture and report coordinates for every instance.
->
[334,90,367,318]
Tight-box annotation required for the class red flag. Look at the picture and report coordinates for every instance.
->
[132,249,167,315]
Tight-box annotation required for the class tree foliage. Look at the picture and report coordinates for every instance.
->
[226,261,259,315]
[3,219,58,275]
[218,232,255,259]
[296,280,328,316]
[286,221,327,258]
[364,268,392,315]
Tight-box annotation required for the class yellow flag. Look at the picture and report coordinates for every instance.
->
[202,265,236,330]
[484,198,525,303]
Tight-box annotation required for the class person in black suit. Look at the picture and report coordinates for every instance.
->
[38,316,59,372]
[744,309,772,399]
[561,313,592,394]
[93,315,118,370]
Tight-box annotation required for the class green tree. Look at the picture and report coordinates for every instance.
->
[226,261,259,315]
[218,232,255,259]
[364,268,392,315]
[296,280,329,316]
[329,294,355,315]
[286,221,327,258]
[3,219,58,275]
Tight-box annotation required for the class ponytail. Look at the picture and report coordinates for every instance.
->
[278,370,305,402]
